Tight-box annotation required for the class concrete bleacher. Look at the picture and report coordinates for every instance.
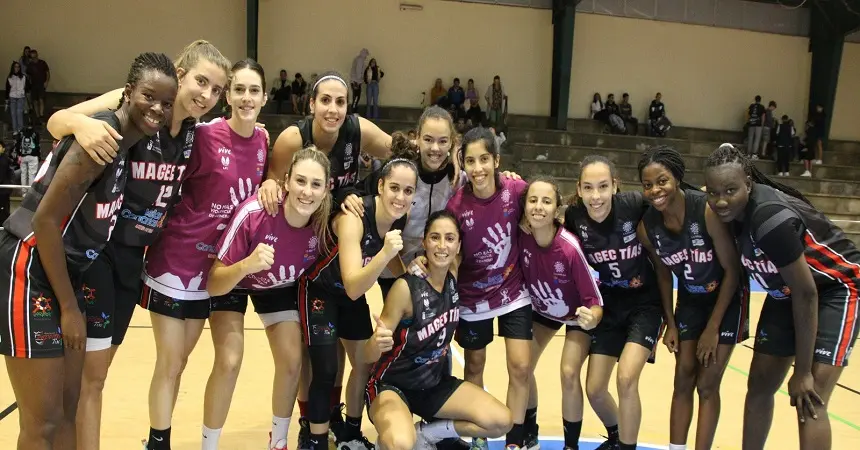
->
[4,96,859,244]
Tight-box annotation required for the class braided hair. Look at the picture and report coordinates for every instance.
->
[118,52,178,108]
[704,143,812,205]
[637,145,699,191]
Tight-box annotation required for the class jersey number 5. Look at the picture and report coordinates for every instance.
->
[154,185,174,208]
[609,262,621,279]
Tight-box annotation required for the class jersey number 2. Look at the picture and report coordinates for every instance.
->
[684,264,694,281]
[154,185,174,208]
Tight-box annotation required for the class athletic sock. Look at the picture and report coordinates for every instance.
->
[668,445,687,450]
[563,420,582,449]
[422,420,460,443]
[147,427,171,450]
[506,423,524,447]
[271,416,291,447]
[524,407,538,434]
[310,432,329,450]
[605,424,620,442]
[201,426,221,450]
[619,442,637,450]
[343,415,362,441]
[330,385,343,410]
[298,400,309,418]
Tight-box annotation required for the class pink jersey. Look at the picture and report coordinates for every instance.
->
[216,195,320,290]
[520,226,603,324]
[143,118,268,300]
[445,177,530,321]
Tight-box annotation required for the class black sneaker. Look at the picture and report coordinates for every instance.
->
[298,418,312,450]
[436,437,471,450]
[336,434,375,450]
[524,422,539,450]
[594,437,620,450]
[329,403,346,442]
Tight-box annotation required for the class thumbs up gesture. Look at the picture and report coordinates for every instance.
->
[373,314,394,353]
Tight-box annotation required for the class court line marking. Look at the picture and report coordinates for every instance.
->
[739,343,860,396]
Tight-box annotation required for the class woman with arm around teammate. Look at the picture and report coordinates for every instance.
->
[560,156,664,450]
[520,176,604,450]
[0,52,178,450]
[365,210,513,450]
[636,146,749,450]
[441,127,532,450]
[298,138,418,450]
[45,40,231,450]
[704,144,860,450]
[206,146,333,449]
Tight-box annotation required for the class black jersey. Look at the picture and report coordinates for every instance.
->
[643,189,722,295]
[3,111,128,277]
[296,115,362,191]
[371,273,460,390]
[565,191,653,291]
[304,195,406,296]
[736,184,860,300]
[113,119,195,247]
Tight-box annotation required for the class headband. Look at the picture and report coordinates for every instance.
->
[313,75,347,91]
[382,157,418,173]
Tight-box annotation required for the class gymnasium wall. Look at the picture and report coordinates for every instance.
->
[569,13,812,132]
[831,43,860,141]
[0,0,246,95]
[256,0,554,116]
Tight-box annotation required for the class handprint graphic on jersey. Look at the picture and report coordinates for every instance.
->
[251,264,304,289]
[529,281,569,319]
[482,222,512,270]
[230,177,256,207]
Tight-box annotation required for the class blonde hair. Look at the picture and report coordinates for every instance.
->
[287,145,333,254]
[173,40,231,79]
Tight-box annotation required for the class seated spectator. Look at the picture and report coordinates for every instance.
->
[604,93,626,134]
[648,92,670,137]
[484,75,506,127]
[430,78,447,106]
[619,93,638,135]
[590,92,605,121]
[270,69,291,113]
[746,95,766,159]
[465,78,482,125]
[291,73,308,115]
[14,124,39,186]
[447,78,466,112]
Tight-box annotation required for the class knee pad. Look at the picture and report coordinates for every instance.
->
[308,344,339,423]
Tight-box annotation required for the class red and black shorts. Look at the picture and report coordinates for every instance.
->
[139,285,211,320]
[297,275,372,346]
[0,231,85,358]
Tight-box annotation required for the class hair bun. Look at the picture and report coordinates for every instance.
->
[390,131,420,161]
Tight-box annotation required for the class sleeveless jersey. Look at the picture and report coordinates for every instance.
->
[297,115,362,191]
[643,189,722,295]
[371,273,460,391]
[565,191,653,291]
[3,110,128,276]
[215,194,320,290]
[114,119,196,246]
[305,195,406,296]
[142,118,268,300]
[445,177,531,321]
[519,225,603,324]
[737,184,860,300]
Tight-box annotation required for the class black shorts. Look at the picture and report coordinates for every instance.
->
[591,288,664,359]
[139,285,211,320]
[378,277,397,301]
[210,286,300,327]
[454,303,533,350]
[0,232,85,358]
[532,310,586,335]
[298,276,372,346]
[366,374,464,422]
[675,286,749,345]
[80,242,144,351]
[754,289,860,366]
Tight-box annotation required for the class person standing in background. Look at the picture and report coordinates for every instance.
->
[364,58,384,119]
[350,48,369,113]
[746,95,766,159]
[485,76,506,127]
[760,101,777,159]
[14,125,40,186]
[5,61,28,135]
[26,49,50,122]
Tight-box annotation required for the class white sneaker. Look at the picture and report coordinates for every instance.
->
[814,159,823,165]
[801,170,812,177]
[413,422,437,450]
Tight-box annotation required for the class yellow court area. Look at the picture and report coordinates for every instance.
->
[1,288,858,449]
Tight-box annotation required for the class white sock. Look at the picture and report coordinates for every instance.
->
[271,416,291,448]
[422,420,459,443]
[668,445,687,450]
[202,425,222,450]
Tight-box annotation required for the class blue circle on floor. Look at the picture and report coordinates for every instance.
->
[486,437,667,450]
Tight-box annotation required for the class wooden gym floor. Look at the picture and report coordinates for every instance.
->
[1,287,858,449]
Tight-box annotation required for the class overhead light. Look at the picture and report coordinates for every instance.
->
[400,3,423,11]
